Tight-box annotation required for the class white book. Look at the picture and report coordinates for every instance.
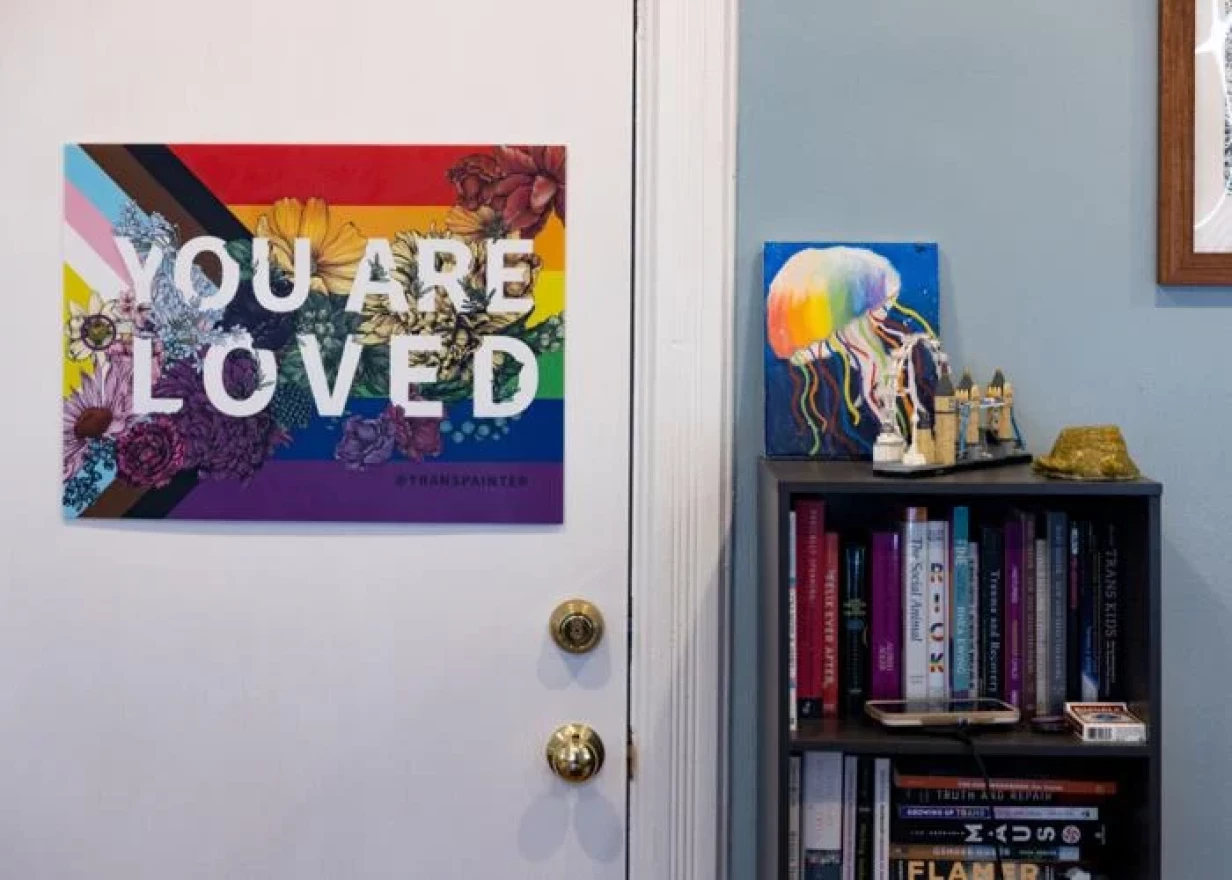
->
[788,510,798,733]
[841,756,858,880]
[926,520,950,700]
[873,758,891,880]
[788,755,802,880]
[802,752,843,880]
[969,542,980,698]
[1035,537,1050,716]
[902,508,930,701]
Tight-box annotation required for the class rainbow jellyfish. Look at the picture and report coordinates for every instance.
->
[766,246,936,456]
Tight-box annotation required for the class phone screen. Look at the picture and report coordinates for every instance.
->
[873,699,1009,714]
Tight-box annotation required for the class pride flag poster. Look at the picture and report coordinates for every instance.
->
[62,145,566,523]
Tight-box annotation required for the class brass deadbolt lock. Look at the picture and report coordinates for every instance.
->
[545,723,605,784]
[549,599,605,654]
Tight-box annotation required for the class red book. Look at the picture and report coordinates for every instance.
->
[795,500,825,720]
[822,531,841,717]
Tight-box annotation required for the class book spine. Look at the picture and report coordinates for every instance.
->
[842,544,869,717]
[842,756,858,880]
[803,753,844,880]
[788,755,802,880]
[1004,518,1024,709]
[1080,521,1100,702]
[797,500,825,719]
[897,805,1101,821]
[874,758,891,880]
[855,758,874,880]
[788,509,799,733]
[1023,514,1037,718]
[969,542,980,698]
[1101,522,1120,700]
[951,507,972,698]
[822,532,841,717]
[903,508,930,701]
[892,773,1119,797]
[981,527,1004,700]
[870,533,902,701]
[1034,537,1050,717]
[1048,512,1068,713]
[1067,522,1080,701]
[926,520,950,701]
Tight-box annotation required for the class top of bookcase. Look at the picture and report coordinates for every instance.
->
[762,459,1161,497]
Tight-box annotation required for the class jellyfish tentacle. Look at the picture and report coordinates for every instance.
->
[835,342,861,424]
[891,301,937,337]
[818,361,861,454]
[787,359,807,433]
[839,325,879,425]
[796,362,824,454]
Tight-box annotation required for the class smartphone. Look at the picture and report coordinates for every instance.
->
[864,698,1020,728]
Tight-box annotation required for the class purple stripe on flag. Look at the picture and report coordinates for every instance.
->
[166,462,563,524]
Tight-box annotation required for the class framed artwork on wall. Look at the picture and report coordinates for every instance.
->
[1159,0,1232,283]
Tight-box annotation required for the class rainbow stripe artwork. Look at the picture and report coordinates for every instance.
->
[763,242,940,459]
[62,145,566,523]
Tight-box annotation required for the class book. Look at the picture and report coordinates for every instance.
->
[823,532,841,717]
[1099,523,1120,700]
[788,509,799,733]
[842,756,858,880]
[926,520,950,701]
[951,507,972,699]
[1067,522,1080,700]
[1047,512,1068,714]
[789,755,802,880]
[842,544,869,717]
[1004,517,1024,709]
[903,508,930,701]
[855,758,875,880]
[980,527,1004,701]
[1023,513,1037,719]
[1080,521,1100,702]
[969,542,980,698]
[870,532,902,701]
[890,859,1107,880]
[1034,537,1050,718]
[893,772,1119,798]
[803,753,843,880]
[797,500,825,719]
[874,758,891,880]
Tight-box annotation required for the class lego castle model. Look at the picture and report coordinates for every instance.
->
[872,334,1030,477]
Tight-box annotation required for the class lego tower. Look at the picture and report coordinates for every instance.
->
[957,371,981,450]
[933,371,957,466]
[988,369,1015,442]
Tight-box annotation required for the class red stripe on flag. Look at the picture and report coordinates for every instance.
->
[168,144,483,206]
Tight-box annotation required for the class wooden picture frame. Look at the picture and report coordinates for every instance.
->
[1158,0,1232,284]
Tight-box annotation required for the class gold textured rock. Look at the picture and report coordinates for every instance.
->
[1034,426,1142,481]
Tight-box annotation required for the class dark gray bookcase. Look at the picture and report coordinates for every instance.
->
[758,459,1162,879]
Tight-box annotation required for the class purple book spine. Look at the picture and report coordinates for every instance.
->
[1004,519,1024,709]
[870,532,901,700]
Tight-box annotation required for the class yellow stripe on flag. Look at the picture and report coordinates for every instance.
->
[63,265,95,396]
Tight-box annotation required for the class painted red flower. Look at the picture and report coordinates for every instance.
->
[447,154,504,212]
[116,416,186,488]
[489,146,566,237]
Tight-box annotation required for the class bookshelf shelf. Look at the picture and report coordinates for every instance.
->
[758,457,1163,880]
[790,718,1153,759]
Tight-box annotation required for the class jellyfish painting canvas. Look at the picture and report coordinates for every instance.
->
[763,241,941,459]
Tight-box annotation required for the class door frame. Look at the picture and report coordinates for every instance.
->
[628,0,738,876]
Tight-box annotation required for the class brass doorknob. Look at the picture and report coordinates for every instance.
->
[549,599,605,654]
[545,723,605,784]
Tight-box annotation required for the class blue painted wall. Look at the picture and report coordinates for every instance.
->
[732,1,1232,875]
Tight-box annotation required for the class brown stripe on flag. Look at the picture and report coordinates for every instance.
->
[80,144,220,285]
[79,480,148,519]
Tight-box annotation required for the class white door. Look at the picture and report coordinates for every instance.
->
[0,1,634,878]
